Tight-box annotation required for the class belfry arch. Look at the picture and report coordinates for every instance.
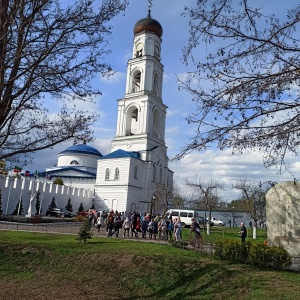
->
[152,108,161,139]
[131,68,142,93]
[125,105,139,136]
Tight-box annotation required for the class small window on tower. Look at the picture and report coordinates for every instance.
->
[132,72,141,92]
[70,160,79,165]
[154,46,160,59]
[134,166,138,179]
[136,44,143,57]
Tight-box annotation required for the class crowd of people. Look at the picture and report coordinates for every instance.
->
[87,209,196,242]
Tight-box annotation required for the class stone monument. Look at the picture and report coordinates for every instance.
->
[266,181,300,257]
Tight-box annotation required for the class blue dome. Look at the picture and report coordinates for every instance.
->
[59,144,103,157]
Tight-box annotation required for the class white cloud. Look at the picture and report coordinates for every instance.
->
[169,148,298,201]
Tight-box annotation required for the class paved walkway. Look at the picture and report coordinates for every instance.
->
[0,221,169,245]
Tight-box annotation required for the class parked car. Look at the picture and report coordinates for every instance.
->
[208,217,224,226]
[60,208,74,218]
[46,208,73,218]
[199,217,214,227]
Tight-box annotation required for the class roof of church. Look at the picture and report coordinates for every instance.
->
[58,144,103,157]
[134,10,162,38]
[99,149,140,160]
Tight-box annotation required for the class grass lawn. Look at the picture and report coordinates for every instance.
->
[0,228,299,300]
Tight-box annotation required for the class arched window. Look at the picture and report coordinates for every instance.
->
[132,71,141,93]
[153,73,159,96]
[126,106,139,136]
[153,166,156,182]
[134,166,138,179]
[70,160,79,165]
[159,167,162,183]
[105,168,110,181]
[152,109,160,138]
[136,43,143,58]
[114,168,119,180]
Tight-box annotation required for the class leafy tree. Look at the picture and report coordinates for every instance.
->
[12,198,24,215]
[0,188,3,215]
[48,197,57,210]
[35,191,41,215]
[0,0,128,165]
[185,178,224,235]
[78,202,84,213]
[77,218,93,244]
[53,177,64,185]
[176,1,300,171]
[65,198,73,212]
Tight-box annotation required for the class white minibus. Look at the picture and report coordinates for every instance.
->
[164,208,202,227]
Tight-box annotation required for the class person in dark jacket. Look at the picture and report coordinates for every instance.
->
[239,222,247,242]
[190,218,201,248]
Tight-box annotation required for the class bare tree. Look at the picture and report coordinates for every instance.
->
[153,182,173,216]
[175,0,300,171]
[232,178,269,239]
[0,0,128,165]
[185,177,224,234]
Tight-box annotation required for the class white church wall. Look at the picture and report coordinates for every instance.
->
[96,158,131,185]
[0,176,93,216]
[94,185,128,213]
[58,153,98,168]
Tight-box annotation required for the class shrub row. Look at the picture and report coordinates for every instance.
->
[214,238,292,270]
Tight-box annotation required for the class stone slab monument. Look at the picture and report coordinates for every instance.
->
[266,181,300,257]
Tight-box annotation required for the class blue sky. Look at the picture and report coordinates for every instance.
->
[24,0,300,201]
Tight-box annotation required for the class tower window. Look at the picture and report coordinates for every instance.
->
[136,44,143,57]
[132,72,141,92]
[153,73,159,96]
[153,166,156,182]
[105,168,110,180]
[70,160,79,165]
[126,107,139,136]
[159,167,162,183]
[114,168,119,180]
[134,166,138,179]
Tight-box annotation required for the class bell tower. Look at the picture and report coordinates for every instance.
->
[111,10,167,152]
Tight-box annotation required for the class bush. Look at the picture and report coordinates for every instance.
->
[75,215,84,222]
[214,238,291,270]
[214,238,249,263]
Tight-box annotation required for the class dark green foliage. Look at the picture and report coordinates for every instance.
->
[214,238,292,270]
[77,202,84,213]
[0,188,3,215]
[48,197,56,210]
[35,191,41,215]
[77,218,93,244]
[65,198,73,212]
[12,198,24,215]
[53,177,64,185]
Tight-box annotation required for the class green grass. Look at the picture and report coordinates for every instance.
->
[0,230,298,300]
[181,226,267,243]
